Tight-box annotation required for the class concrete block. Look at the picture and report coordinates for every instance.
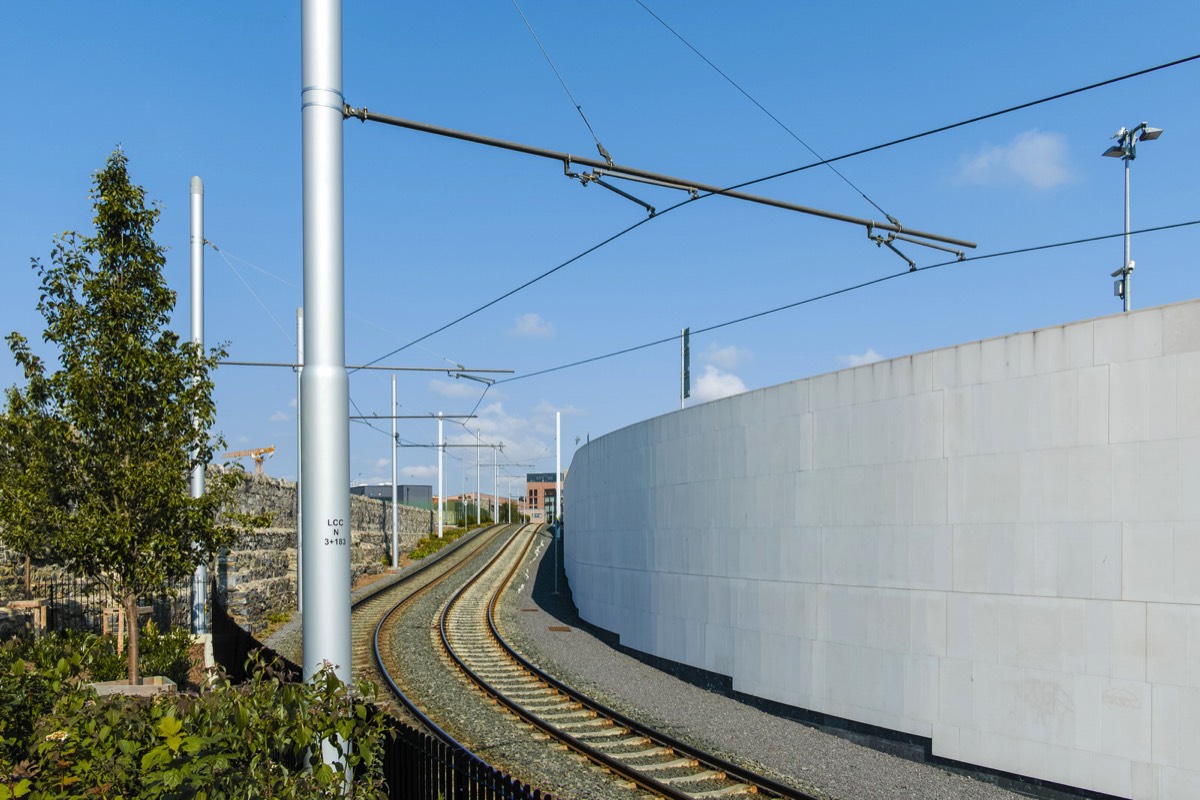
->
[1138,440,1181,523]
[964,453,1021,524]
[1068,446,1113,523]
[1077,366,1111,446]
[953,526,990,593]
[1111,360,1151,444]
[1095,313,1135,365]
[1018,598,1063,672]
[931,721,961,760]
[1161,300,1200,356]
[1057,523,1095,599]
[1123,523,1175,603]
[1146,604,1189,687]
[1112,601,1147,682]
[911,590,947,656]
[1091,752,1133,798]
[1033,524,1059,597]
[1033,324,1071,375]
[1099,678,1152,763]
[981,336,1007,384]
[1093,523,1123,600]
[939,658,974,727]
[1178,354,1200,438]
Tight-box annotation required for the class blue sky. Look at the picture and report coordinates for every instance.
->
[3,2,1198,501]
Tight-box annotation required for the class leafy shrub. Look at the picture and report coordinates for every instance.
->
[407,527,468,560]
[1,647,387,799]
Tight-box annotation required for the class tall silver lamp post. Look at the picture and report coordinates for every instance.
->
[1103,122,1163,312]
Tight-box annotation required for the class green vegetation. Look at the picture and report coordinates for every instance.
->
[0,632,386,799]
[407,527,470,560]
[0,150,263,683]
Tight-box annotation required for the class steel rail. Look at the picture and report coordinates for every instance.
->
[440,525,821,799]
[487,532,819,800]
[366,524,520,746]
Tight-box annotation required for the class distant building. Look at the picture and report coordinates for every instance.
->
[350,483,433,511]
[524,472,564,524]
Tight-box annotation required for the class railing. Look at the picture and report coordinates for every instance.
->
[16,573,193,635]
[209,587,554,800]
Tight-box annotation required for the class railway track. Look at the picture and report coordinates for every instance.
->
[346,523,512,716]
[434,525,820,800]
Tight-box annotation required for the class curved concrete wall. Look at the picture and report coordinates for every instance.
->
[565,299,1200,800]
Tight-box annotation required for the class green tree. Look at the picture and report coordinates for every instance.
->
[0,149,250,684]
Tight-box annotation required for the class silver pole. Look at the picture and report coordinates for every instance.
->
[475,440,481,526]
[1123,156,1132,312]
[189,176,208,635]
[296,308,304,612]
[554,411,561,594]
[493,446,498,523]
[301,0,351,685]
[437,412,444,539]
[390,374,398,568]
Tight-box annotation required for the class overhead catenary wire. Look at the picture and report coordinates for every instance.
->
[510,0,612,164]
[496,219,1200,385]
[352,53,1198,369]
[632,0,894,221]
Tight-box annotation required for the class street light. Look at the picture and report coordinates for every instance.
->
[1102,121,1163,312]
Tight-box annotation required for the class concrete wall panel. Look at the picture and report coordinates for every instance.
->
[565,300,1200,799]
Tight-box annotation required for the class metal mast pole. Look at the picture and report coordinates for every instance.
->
[493,446,498,523]
[301,0,351,684]
[554,411,561,594]
[1123,155,1132,312]
[189,176,207,635]
[390,374,398,568]
[437,412,444,539]
[475,440,481,526]
[296,308,304,611]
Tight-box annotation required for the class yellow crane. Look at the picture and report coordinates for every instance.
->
[222,445,276,475]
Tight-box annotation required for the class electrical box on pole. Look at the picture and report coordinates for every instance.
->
[681,327,690,409]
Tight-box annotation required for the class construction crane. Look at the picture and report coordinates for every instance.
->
[222,446,276,475]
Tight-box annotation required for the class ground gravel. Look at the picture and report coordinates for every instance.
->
[266,527,1046,800]
[498,530,1042,800]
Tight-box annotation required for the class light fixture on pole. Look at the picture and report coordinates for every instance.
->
[1102,121,1163,312]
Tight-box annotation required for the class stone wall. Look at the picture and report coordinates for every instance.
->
[566,298,1200,800]
[1,473,433,636]
[215,473,430,634]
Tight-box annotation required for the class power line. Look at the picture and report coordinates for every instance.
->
[358,52,1198,367]
[632,0,893,220]
[510,0,612,164]
[497,219,1200,385]
[731,53,1200,195]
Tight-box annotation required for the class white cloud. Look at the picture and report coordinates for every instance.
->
[838,348,884,368]
[705,343,752,371]
[513,312,554,338]
[268,410,290,423]
[956,130,1073,190]
[402,465,438,481]
[692,365,747,403]
[429,378,480,398]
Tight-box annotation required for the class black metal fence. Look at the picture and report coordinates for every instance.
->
[209,589,554,800]
[22,573,193,635]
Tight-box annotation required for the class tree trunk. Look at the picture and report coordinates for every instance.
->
[125,593,140,685]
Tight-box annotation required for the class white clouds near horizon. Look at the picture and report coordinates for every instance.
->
[513,312,554,338]
[838,348,884,368]
[956,130,1073,190]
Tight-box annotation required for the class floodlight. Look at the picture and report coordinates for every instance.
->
[1102,145,1126,158]
[1138,126,1163,142]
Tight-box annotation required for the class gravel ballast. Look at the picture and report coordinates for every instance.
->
[267,526,1049,799]
[498,530,1040,800]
